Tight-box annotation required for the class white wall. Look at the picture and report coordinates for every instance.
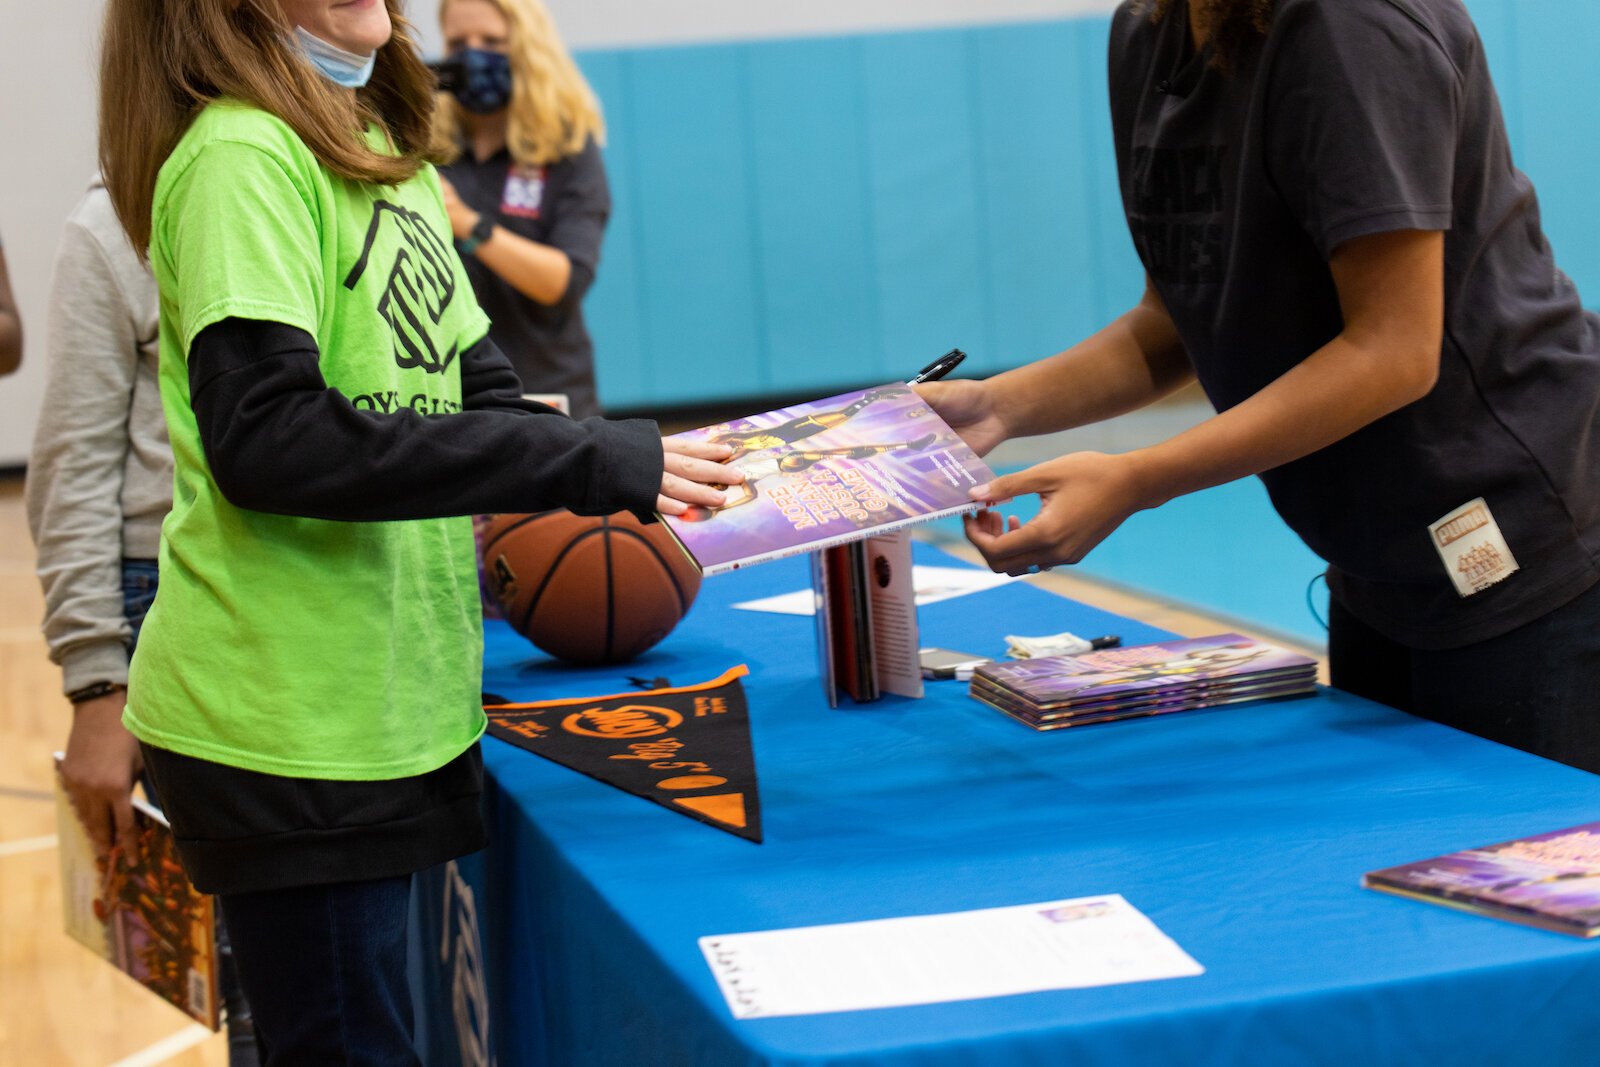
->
[0,0,103,470]
[425,0,1119,53]
[0,0,1119,468]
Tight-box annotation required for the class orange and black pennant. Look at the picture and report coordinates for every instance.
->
[484,665,762,843]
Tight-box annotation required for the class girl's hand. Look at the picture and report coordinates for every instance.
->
[964,451,1151,575]
[59,691,143,862]
[438,175,478,240]
[657,439,747,516]
[911,378,1010,457]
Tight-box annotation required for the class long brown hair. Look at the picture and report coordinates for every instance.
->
[431,0,605,168]
[1149,0,1275,71]
[99,0,441,252]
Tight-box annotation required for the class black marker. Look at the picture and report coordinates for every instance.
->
[1053,634,1122,656]
[907,347,967,385]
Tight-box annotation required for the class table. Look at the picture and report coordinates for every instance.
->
[412,545,1600,1066]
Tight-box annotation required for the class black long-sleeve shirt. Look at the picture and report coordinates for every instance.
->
[188,317,660,522]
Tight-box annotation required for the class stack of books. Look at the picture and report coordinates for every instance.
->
[969,633,1318,731]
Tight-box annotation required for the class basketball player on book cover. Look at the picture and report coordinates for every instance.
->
[677,434,941,521]
[706,387,907,462]
[1061,644,1274,699]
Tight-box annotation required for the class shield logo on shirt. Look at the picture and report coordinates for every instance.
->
[345,200,459,375]
[500,165,545,219]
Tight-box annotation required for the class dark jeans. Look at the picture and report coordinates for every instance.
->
[219,876,421,1066]
[125,559,260,1066]
[121,558,160,644]
[1329,577,1600,774]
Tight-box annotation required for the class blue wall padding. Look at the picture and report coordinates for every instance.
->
[859,32,990,380]
[1469,0,1600,296]
[577,17,1138,409]
[622,47,767,399]
[576,3,1597,411]
[745,40,880,396]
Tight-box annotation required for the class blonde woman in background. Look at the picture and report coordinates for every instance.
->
[435,0,610,418]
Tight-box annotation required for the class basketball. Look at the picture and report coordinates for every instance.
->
[479,510,702,665]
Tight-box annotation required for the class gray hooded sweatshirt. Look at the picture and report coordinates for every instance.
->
[26,175,168,693]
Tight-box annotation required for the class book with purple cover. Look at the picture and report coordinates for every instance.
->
[972,633,1316,710]
[658,384,994,575]
[1363,822,1600,937]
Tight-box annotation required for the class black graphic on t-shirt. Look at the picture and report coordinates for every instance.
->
[1129,145,1225,285]
[345,200,459,374]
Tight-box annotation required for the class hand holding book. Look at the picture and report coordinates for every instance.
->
[909,376,1010,457]
[59,692,143,863]
[962,450,1153,576]
[912,372,1150,576]
[657,438,747,518]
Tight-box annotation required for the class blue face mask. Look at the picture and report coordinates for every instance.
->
[448,48,513,114]
[294,26,377,89]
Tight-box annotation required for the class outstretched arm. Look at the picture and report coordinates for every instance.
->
[914,274,1192,457]
[190,319,739,522]
[963,228,1444,574]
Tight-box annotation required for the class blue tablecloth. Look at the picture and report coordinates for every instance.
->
[441,545,1600,1066]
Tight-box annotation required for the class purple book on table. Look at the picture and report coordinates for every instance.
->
[973,633,1317,709]
[1364,822,1600,937]
[659,383,994,575]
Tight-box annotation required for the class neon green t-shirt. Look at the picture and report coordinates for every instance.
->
[125,101,492,780]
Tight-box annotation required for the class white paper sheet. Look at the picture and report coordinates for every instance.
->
[733,564,1018,616]
[699,893,1203,1019]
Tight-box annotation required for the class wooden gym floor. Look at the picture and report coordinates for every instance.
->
[0,474,1323,1066]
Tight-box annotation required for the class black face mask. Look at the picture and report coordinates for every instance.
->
[433,48,513,114]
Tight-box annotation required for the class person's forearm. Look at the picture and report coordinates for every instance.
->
[1125,330,1438,510]
[27,222,142,687]
[0,250,21,374]
[191,319,662,522]
[1126,229,1444,510]
[472,226,572,305]
[986,295,1192,440]
[0,310,20,375]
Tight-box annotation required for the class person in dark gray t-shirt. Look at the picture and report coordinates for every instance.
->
[919,0,1600,772]
[433,0,609,420]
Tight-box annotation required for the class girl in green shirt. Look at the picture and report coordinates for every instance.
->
[97,0,741,1058]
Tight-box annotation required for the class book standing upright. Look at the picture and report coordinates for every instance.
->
[811,531,925,707]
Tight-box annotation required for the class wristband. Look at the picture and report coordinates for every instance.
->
[67,680,126,705]
[458,215,496,256]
